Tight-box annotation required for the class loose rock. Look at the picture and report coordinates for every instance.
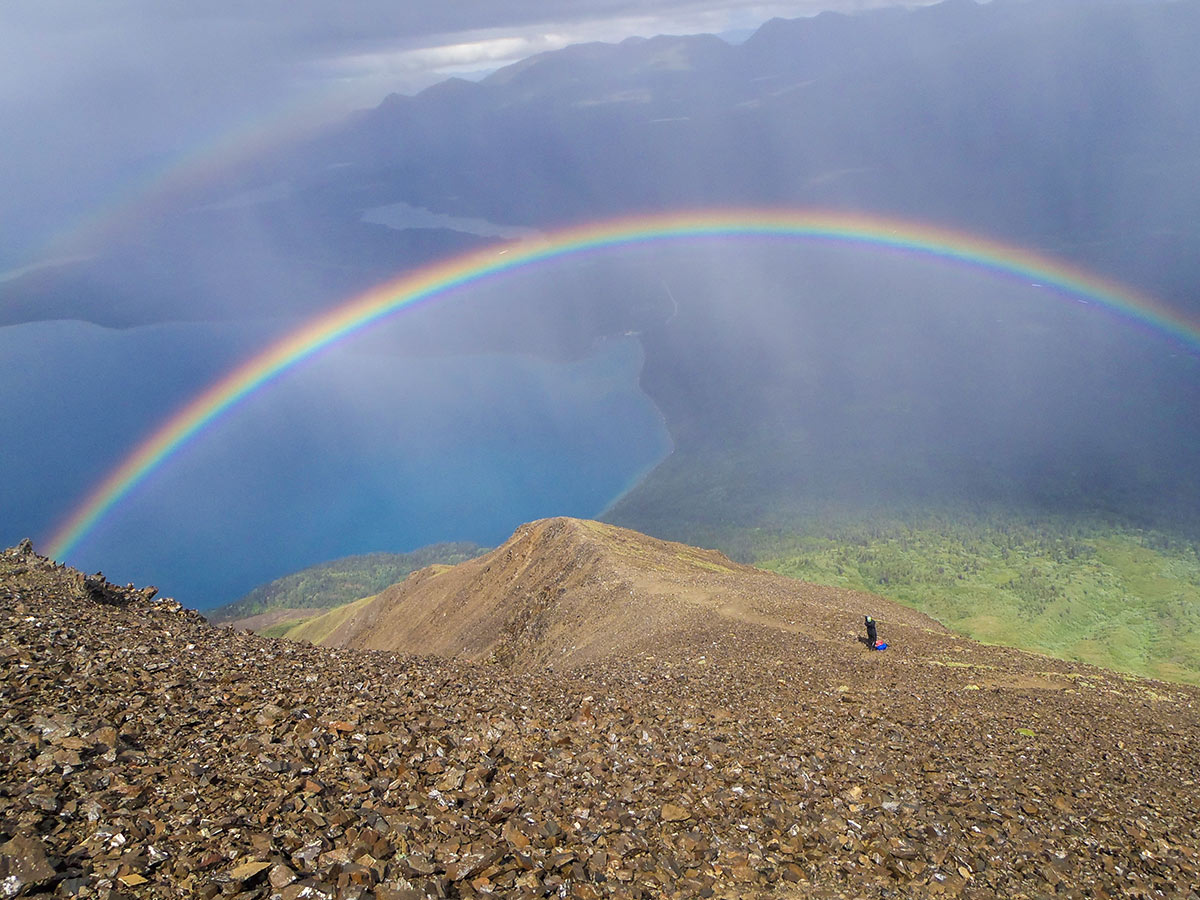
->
[2,539,1199,899]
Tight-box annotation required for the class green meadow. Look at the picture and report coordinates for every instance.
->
[265,593,380,644]
[742,519,1200,684]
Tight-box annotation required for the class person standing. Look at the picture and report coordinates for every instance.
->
[865,615,878,647]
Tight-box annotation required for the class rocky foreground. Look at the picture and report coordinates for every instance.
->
[3,538,1200,899]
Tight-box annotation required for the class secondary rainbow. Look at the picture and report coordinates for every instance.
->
[44,208,1200,560]
[20,92,351,272]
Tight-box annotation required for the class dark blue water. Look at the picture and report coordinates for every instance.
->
[0,320,671,608]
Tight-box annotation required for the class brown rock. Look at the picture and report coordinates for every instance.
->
[269,863,297,889]
[376,886,423,900]
[435,768,465,792]
[228,859,272,882]
[661,803,691,822]
[397,855,436,877]
[89,725,119,748]
[0,835,57,894]
[502,820,531,850]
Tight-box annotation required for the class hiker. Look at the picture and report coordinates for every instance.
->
[864,615,887,649]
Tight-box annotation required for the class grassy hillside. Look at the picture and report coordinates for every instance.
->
[739,519,1200,685]
[271,593,381,643]
[209,542,485,621]
[604,437,1200,685]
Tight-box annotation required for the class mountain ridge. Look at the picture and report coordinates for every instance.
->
[290,517,949,670]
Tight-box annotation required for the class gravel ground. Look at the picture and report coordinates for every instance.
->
[2,537,1199,899]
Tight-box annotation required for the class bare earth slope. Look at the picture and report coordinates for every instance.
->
[313,518,948,669]
[3,533,1200,899]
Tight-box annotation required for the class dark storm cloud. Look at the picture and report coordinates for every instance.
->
[1,0,933,98]
[0,0,924,262]
[0,0,932,265]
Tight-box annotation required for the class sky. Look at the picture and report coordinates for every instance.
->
[0,0,935,265]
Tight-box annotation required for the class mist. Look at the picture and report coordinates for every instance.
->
[3,0,1199,607]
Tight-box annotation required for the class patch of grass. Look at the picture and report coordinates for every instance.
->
[259,617,314,639]
[674,551,736,573]
[744,519,1200,685]
[281,593,379,646]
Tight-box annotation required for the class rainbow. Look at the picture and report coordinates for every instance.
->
[12,92,350,273]
[44,208,1200,560]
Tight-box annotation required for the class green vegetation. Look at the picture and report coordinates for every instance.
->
[277,593,380,645]
[258,619,307,639]
[607,442,1200,684]
[741,518,1200,685]
[209,542,485,621]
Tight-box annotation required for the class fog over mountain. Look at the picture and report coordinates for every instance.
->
[2,0,1199,606]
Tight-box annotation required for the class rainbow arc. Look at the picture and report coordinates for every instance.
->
[44,208,1200,559]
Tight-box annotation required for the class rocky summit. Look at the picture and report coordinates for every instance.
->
[2,527,1200,900]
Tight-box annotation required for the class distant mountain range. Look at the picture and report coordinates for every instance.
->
[295,0,1200,306]
[6,0,1200,328]
[296,0,1186,242]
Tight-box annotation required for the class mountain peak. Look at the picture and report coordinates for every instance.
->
[307,516,947,670]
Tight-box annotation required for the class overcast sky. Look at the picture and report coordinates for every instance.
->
[0,0,937,264]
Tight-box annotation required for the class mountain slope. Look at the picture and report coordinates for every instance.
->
[297,517,947,668]
[209,542,486,624]
[4,538,1200,897]
[750,520,1200,685]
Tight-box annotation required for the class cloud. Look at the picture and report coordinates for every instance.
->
[0,0,935,120]
[0,0,935,264]
[310,0,942,91]
[316,34,568,90]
